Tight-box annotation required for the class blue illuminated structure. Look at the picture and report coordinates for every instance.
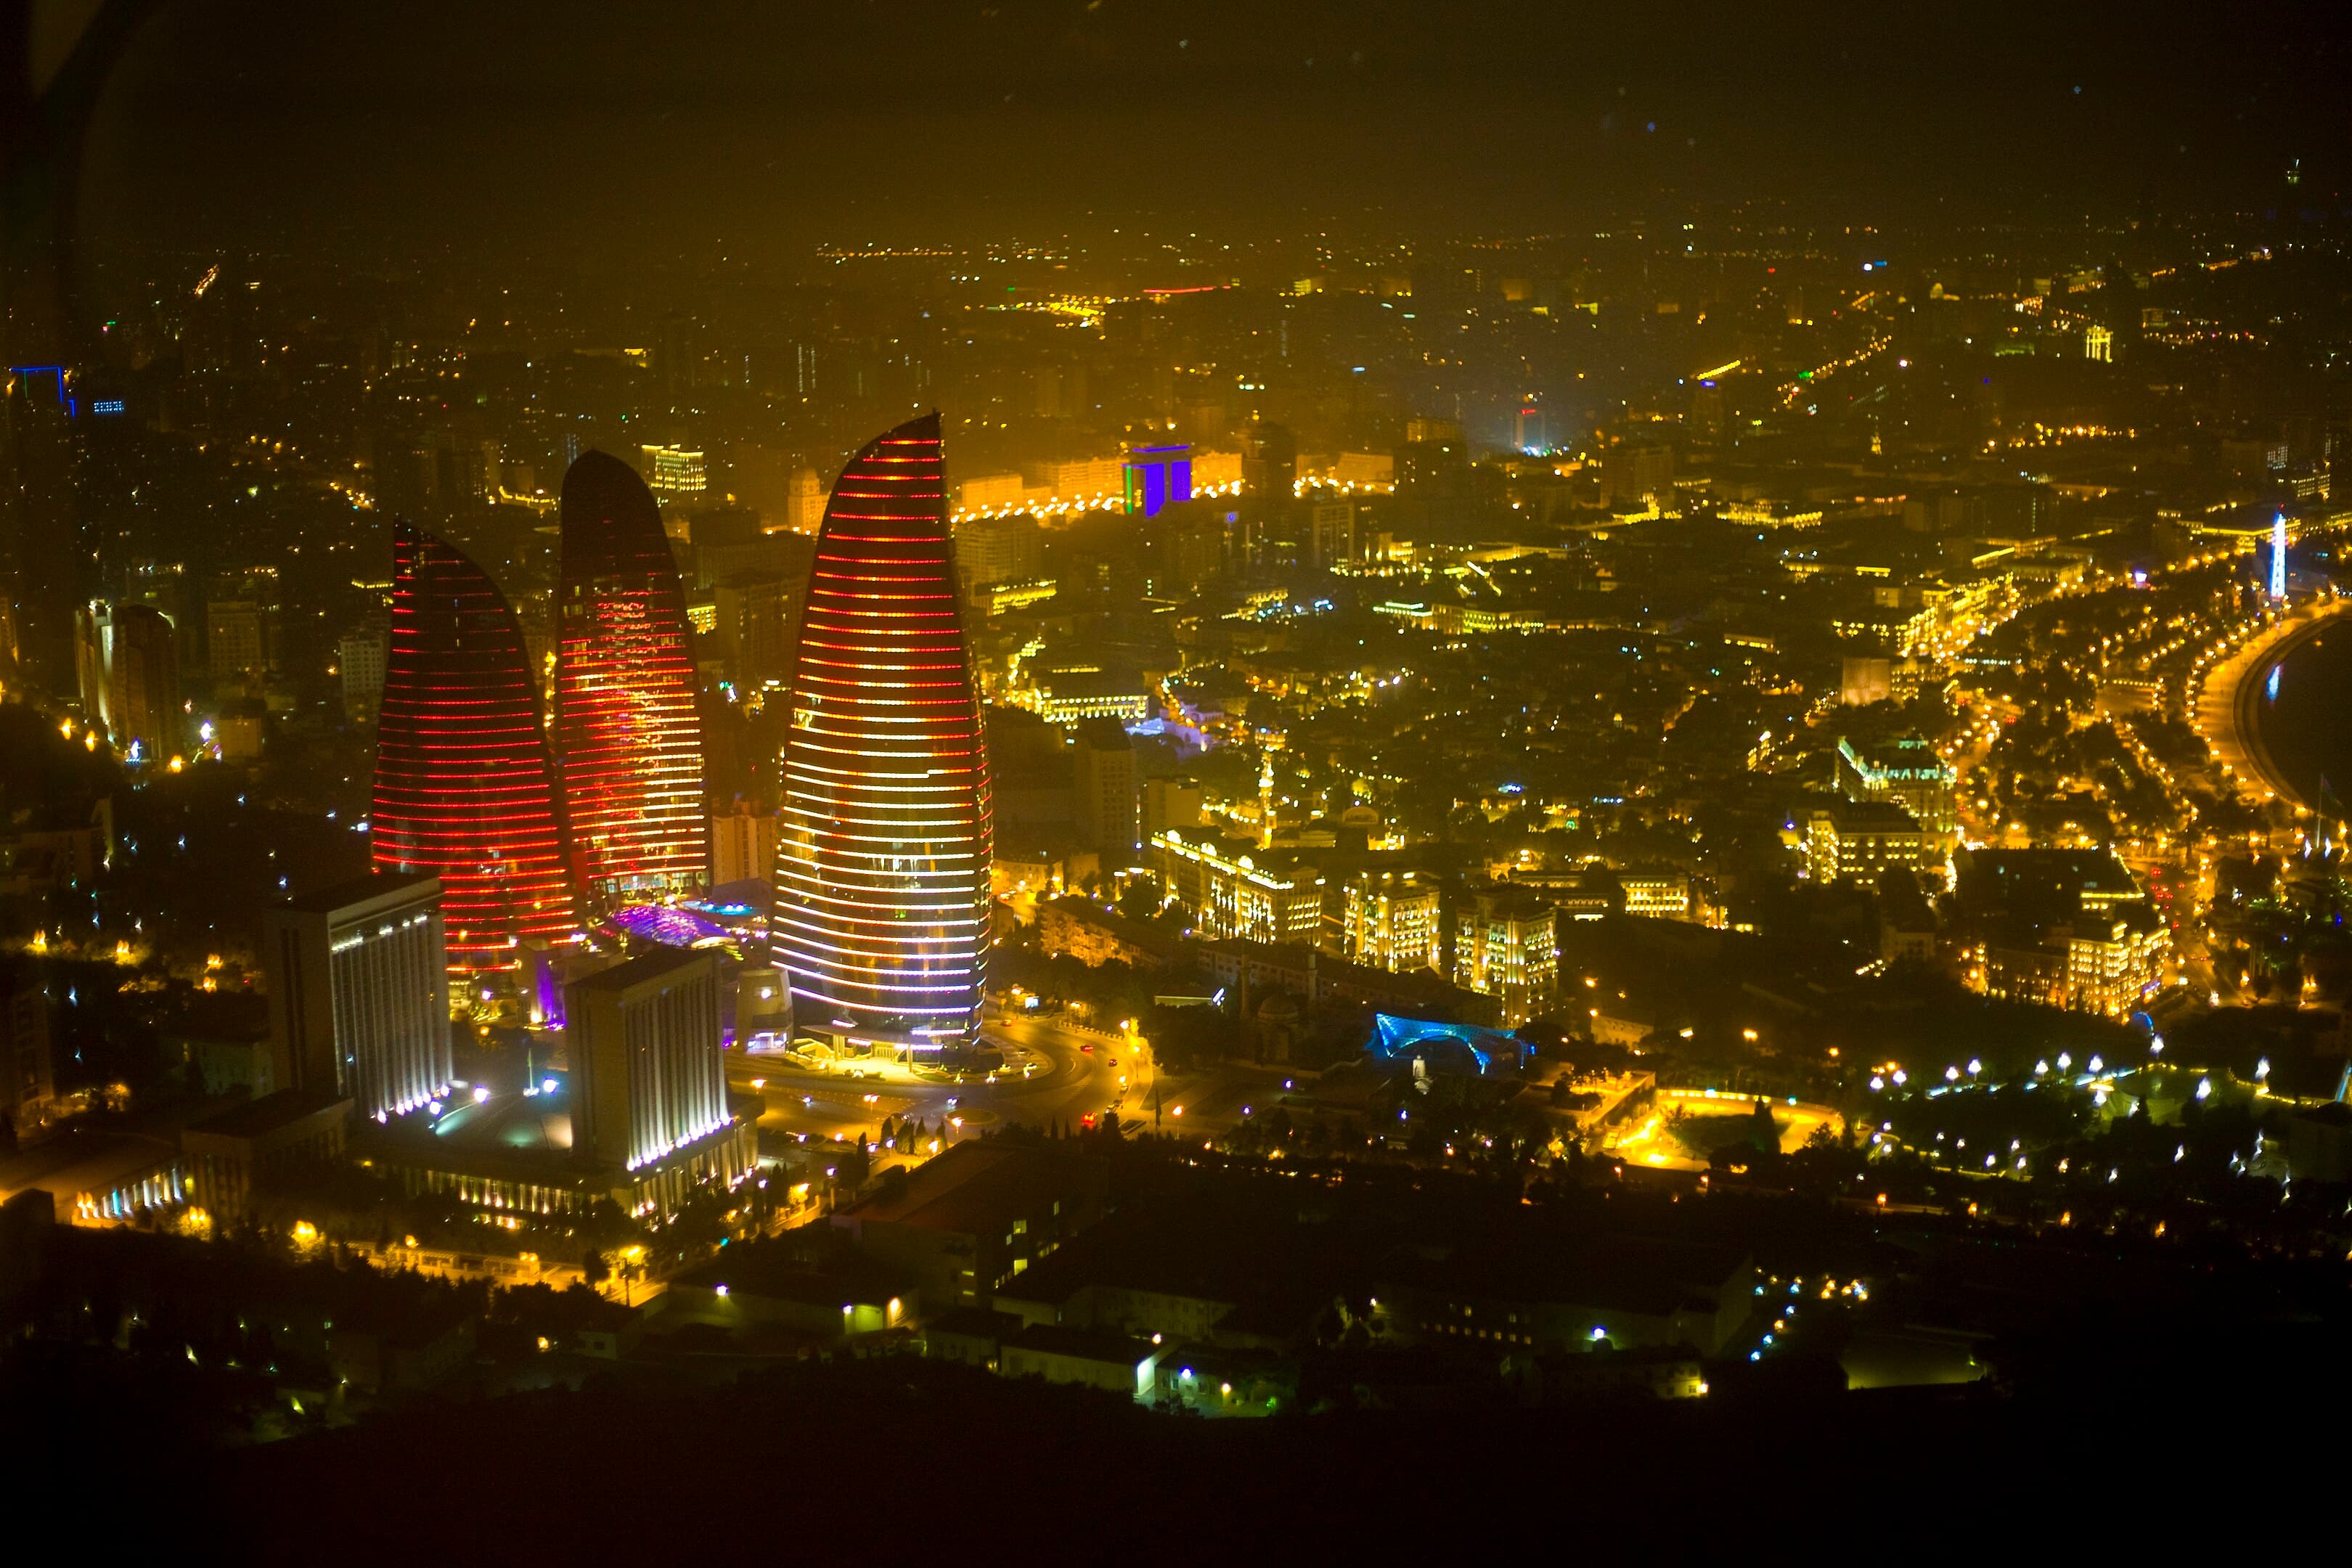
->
[1368,1013,1527,1076]
[1124,444,1193,518]
[2270,513,2288,601]
[7,364,75,416]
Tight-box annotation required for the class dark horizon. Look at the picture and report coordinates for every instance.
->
[67,0,2352,263]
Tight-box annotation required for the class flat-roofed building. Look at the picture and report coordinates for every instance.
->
[1803,800,1934,886]
[264,873,452,1123]
[1151,829,1323,946]
[3,961,54,1134]
[831,1141,1111,1313]
[1342,871,1441,973]
[1454,886,1557,1025]
[566,948,730,1175]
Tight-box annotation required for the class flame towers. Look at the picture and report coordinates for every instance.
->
[555,451,709,908]
[371,523,576,972]
[775,413,993,1049]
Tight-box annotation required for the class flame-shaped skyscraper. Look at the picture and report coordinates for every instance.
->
[775,413,992,1049]
[554,451,709,907]
[371,522,576,972]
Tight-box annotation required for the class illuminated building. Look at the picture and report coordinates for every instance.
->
[264,873,452,1121]
[712,801,777,886]
[2085,325,2112,362]
[1616,868,1694,922]
[1032,669,1150,724]
[2271,513,2289,600]
[1152,828,1323,945]
[555,451,710,908]
[1835,734,1959,838]
[952,512,1042,592]
[1453,886,1556,1025]
[370,523,577,971]
[775,413,993,1051]
[566,948,732,1173]
[1802,801,1934,886]
[1122,443,1193,517]
[640,443,708,497]
[1342,872,1441,972]
[73,600,180,756]
[2067,909,2170,1017]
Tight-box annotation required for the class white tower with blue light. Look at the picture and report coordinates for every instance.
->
[2270,513,2288,601]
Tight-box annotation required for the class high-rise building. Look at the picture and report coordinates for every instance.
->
[952,513,1043,592]
[204,598,268,690]
[338,618,389,723]
[74,600,180,756]
[1142,777,1204,839]
[555,451,710,908]
[2,960,54,1135]
[712,801,777,886]
[1071,716,1138,854]
[775,413,993,1050]
[1240,422,1297,502]
[565,947,730,1172]
[370,523,576,972]
[264,873,452,1122]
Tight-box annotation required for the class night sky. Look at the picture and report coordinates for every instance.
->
[68,0,2352,258]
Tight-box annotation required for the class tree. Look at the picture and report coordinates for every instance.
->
[582,1245,611,1289]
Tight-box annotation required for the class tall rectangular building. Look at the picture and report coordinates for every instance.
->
[712,802,778,886]
[565,948,730,1172]
[2,960,54,1135]
[1453,886,1557,1026]
[264,873,452,1122]
[1071,717,1138,855]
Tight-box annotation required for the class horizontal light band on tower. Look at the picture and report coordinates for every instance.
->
[371,523,576,973]
[773,412,992,1045]
[555,451,710,906]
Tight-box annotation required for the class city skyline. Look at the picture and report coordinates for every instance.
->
[9,0,2352,1540]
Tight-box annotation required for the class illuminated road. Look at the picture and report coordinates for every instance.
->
[723,1012,1166,1153]
[1608,1090,1842,1171]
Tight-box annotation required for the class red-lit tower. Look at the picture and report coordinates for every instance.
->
[553,451,709,907]
[775,412,992,1049]
[371,523,576,973]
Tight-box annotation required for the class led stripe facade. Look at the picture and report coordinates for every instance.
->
[372,524,576,973]
[775,412,992,1048]
[554,451,710,908]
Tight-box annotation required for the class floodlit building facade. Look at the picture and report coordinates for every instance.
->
[565,948,731,1175]
[775,413,994,1050]
[74,600,181,757]
[264,873,452,1122]
[1454,886,1558,1025]
[1342,871,1442,973]
[1152,828,1323,946]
